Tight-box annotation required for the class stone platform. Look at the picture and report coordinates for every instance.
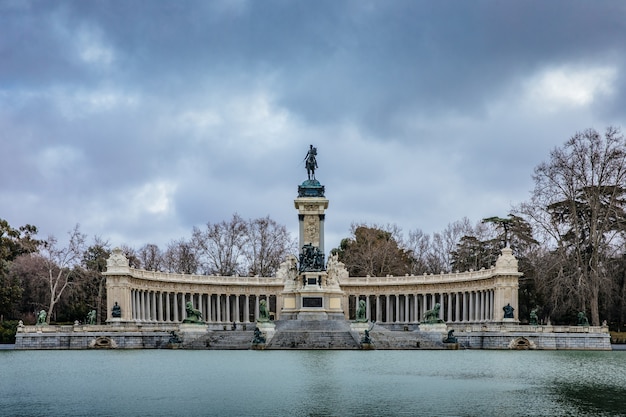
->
[14,321,612,350]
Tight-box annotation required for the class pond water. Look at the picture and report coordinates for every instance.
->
[1,350,625,416]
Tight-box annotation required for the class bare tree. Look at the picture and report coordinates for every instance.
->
[521,127,626,325]
[138,244,163,271]
[429,218,475,273]
[406,228,432,274]
[243,216,297,276]
[163,238,198,274]
[40,224,86,323]
[192,214,247,276]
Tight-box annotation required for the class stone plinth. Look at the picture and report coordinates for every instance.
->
[179,323,207,344]
[256,322,276,344]
[419,323,448,333]
[350,322,370,333]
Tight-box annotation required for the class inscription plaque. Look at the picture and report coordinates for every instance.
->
[303,297,323,308]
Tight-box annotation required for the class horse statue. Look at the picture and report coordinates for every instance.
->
[183,301,204,324]
[423,303,443,324]
[304,145,318,180]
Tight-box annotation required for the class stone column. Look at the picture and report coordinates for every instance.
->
[254,294,259,322]
[376,296,381,322]
[235,295,240,323]
[244,295,250,323]
[151,292,157,322]
[404,295,409,323]
[385,295,390,323]
[439,293,445,321]
[216,294,221,322]
[366,296,371,321]
[395,295,400,323]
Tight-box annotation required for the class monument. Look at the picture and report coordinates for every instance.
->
[280,145,346,321]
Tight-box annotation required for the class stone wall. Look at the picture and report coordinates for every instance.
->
[15,323,177,350]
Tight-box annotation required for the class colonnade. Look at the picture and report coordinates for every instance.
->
[129,289,276,323]
[346,289,496,323]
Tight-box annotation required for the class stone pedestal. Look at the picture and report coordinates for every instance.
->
[419,323,448,333]
[256,322,276,344]
[350,322,370,333]
[281,271,345,320]
[179,323,207,343]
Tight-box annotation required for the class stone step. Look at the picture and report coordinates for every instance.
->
[367,324,445,349]
[274,319,352,332]
[267,330,360,349]
[184,330,254,350]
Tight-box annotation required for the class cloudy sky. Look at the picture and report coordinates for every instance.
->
[2,0,626,253]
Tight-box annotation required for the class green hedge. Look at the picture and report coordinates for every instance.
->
[0,320,18,344]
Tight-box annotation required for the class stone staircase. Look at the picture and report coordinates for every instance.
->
[266,320,361,350]
[184,330,255,350]
[174,321,449,350]
[367,323,445,349]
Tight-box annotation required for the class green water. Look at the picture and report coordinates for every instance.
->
[1,350,625,416]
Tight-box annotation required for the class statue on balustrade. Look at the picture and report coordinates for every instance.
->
[86,310,96,325]
[423,303,443,324]
[529,308,538,325]
[503,303,515,319]
[183,301,204,324]
[355,299,368,323]
[36,310,47,325]
[577,311,589,326]
[257,300,270,322]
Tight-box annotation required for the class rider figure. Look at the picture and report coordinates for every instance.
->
[305,145,318,180]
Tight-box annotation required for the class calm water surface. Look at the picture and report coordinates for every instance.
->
[1,349,625,416]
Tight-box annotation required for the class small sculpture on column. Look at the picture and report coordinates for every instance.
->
[503,303,515,319]
[111,302,122,318]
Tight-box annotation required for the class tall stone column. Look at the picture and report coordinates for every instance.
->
[295,197,329,253]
